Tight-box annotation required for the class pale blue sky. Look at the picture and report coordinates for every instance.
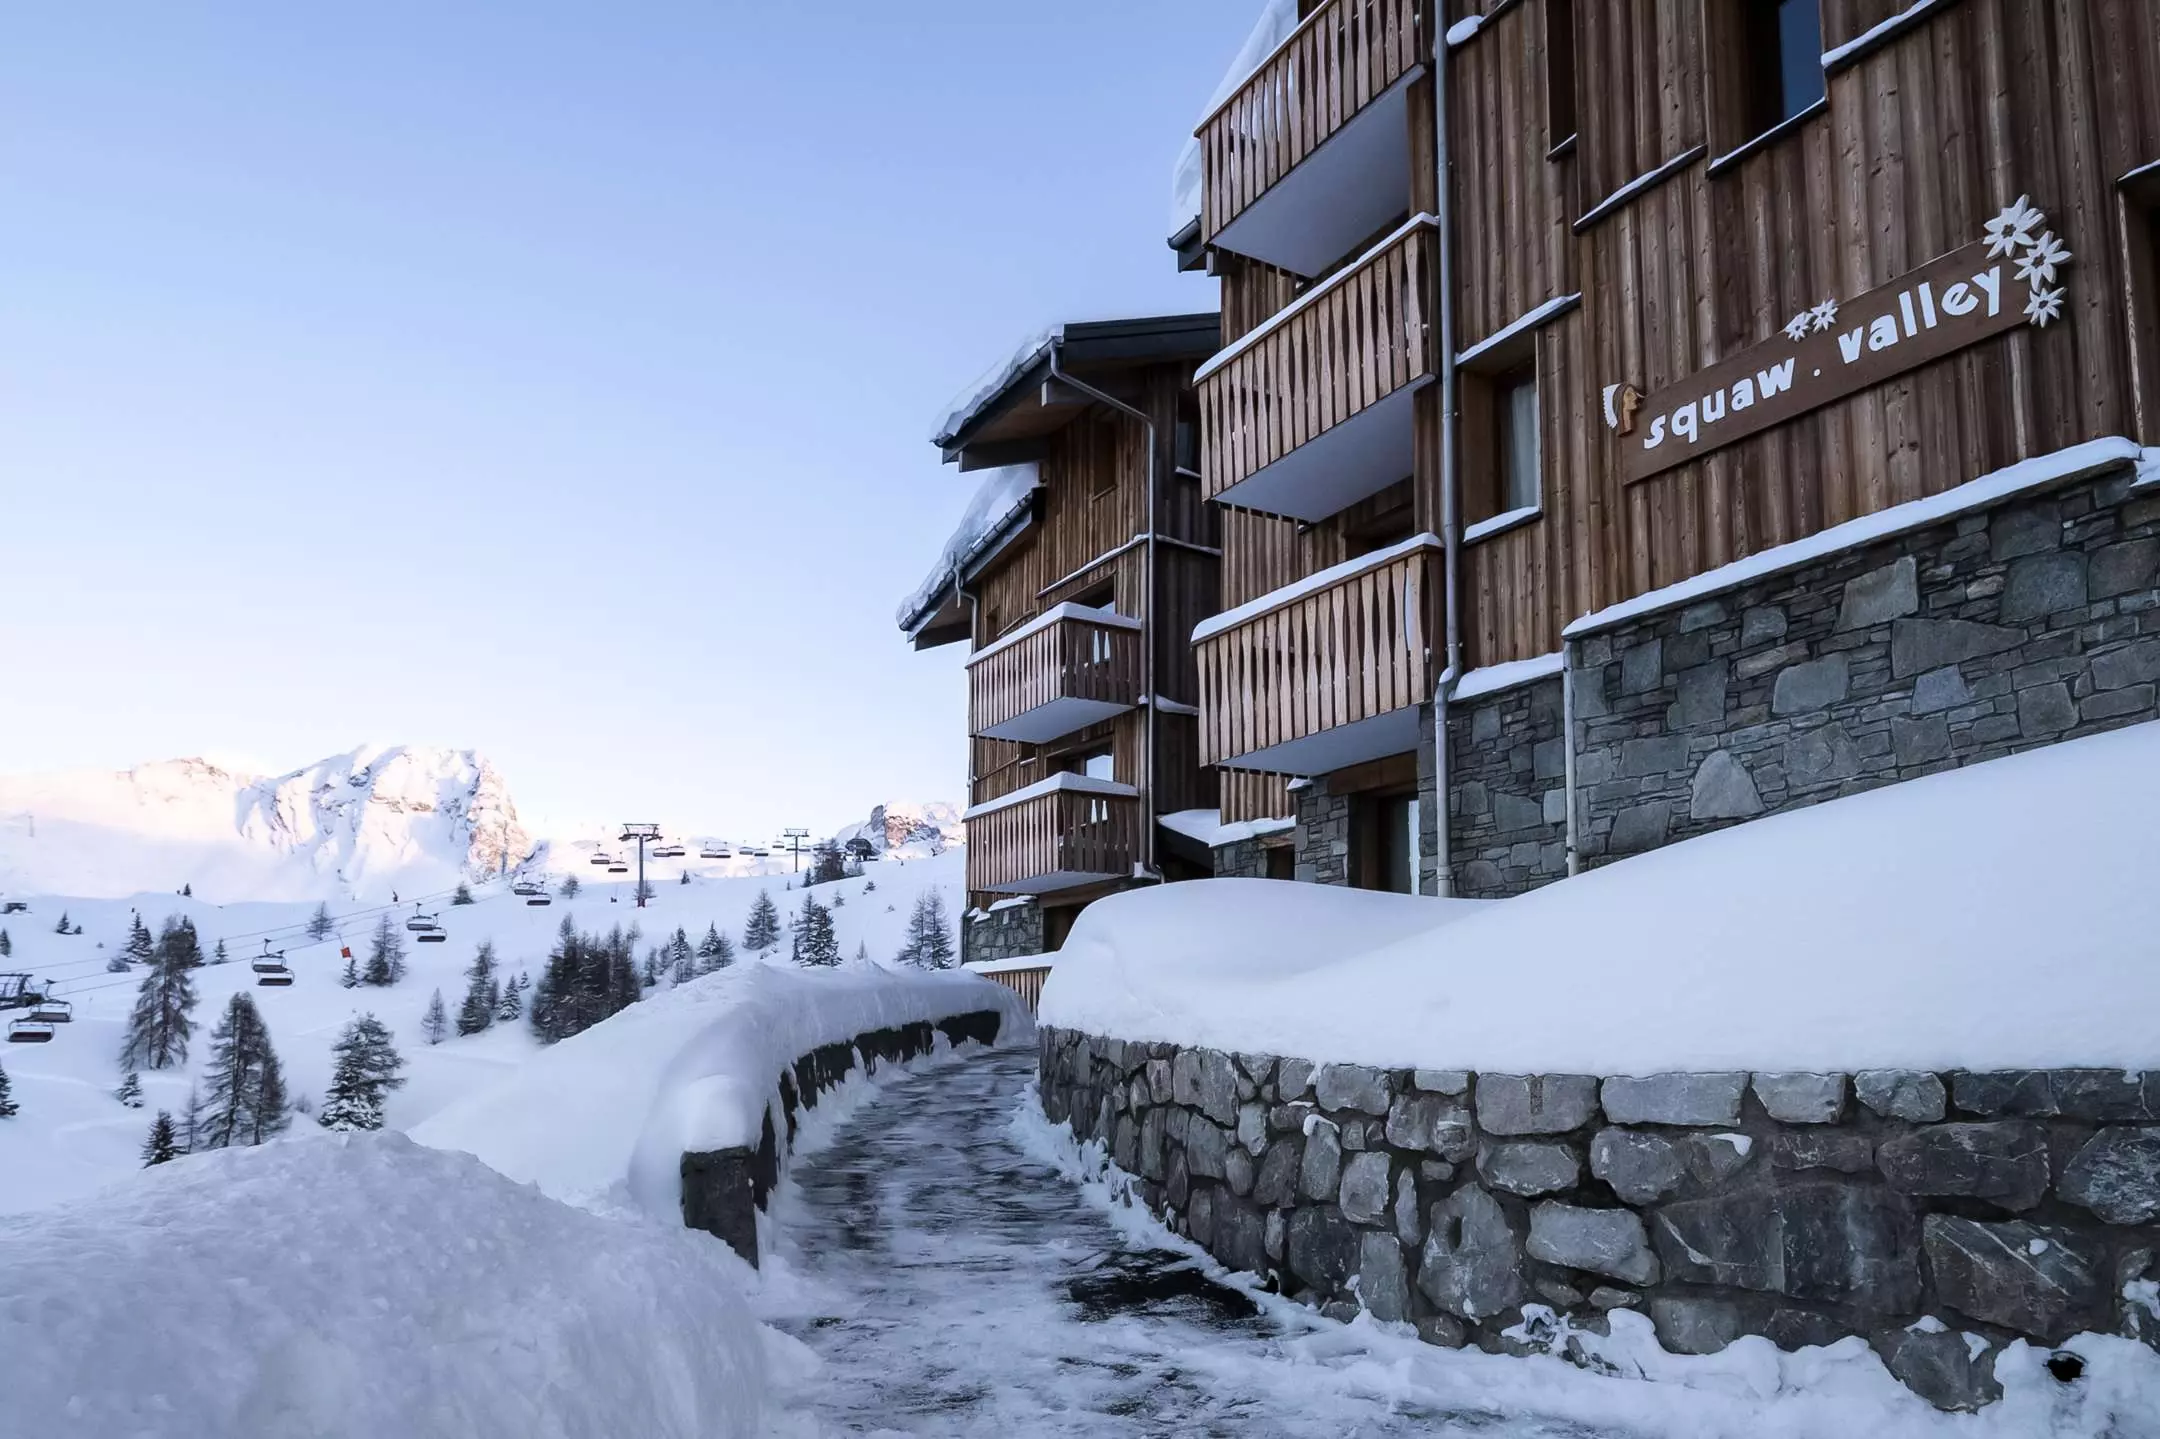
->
[0,1,1247,837]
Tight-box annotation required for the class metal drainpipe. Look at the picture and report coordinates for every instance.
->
[954,562,979,786]
[1431,26,1464,898]
[1562,635,1581,876]
[1046,343,1160,881]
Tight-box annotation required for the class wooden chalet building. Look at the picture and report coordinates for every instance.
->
[1173,0,2160,897]
[899,316,1226,962]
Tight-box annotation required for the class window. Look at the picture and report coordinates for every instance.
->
[1264,844,1294,881]
[1498,364,1540,514]
[1545,0,1577,156]
[1175,392,1201,475]
[1743,0,1825,136]
[1081,750,1115,783]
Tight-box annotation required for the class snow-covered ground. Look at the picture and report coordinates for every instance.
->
[1043,720,2160,1073]
[0,847,968,1215]
[0,1130,778,1439]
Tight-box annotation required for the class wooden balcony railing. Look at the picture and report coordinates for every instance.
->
[1195,218,1437,511]
[1195,536,1440,769]
[967,607,1142,744]
[1197,0,1426,247]
[965,780,1142,894]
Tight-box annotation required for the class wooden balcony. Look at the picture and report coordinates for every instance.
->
[1195,217,1436,523]
[967,605,1142,744]
[964,776,1142,895]
[1197,0,1428,276]
[1195,535,1440,775]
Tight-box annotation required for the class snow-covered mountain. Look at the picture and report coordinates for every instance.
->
[0,745,532,903]
[834,802,963,857]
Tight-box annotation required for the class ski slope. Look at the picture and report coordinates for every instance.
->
[0,848,967,1215]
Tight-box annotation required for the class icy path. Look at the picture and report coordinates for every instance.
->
[760,1047,1624,1437]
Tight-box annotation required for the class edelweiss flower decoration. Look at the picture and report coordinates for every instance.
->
[1783,312,1813,343]
[1807,298,1840,332]
[2015,230,2071,290]
[1984,195,2045,258]
[2025,287,2066,328]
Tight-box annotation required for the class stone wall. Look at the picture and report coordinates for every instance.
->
[1291,780,1350,886]
[964,900,1044,965]
[681,1009,1008,1266]
[1038,1027,2160,1410]
[1212,836,1270,879]
[1446,679,1568,898]
[1570,462,2160,864]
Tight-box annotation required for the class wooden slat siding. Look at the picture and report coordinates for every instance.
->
[963,789,1144,895]
[1198,223,1439,504]
[964,615,1141,738]
[1201,0,1430,252]
[1195,542,1440,768]
[981,965,1052,1014]
[1430,0,2160,668]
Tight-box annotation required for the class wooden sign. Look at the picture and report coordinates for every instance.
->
[1619,198,2071,484]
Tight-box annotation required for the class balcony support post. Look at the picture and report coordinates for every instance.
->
[1431,12,1463,899]
[1047,345,1159,882]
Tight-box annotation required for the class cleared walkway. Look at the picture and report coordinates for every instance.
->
[763,1046,1625,1437]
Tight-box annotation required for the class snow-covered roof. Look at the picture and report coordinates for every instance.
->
[931,326,1059,448]
[1169,0,1302,236]
[1157,808,1295,849]
[1044,719,2160,1073]
[895,463,1042,635]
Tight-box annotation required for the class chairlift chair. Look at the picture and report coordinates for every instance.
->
[406,910,448,943]
[1,900,27,914]
[511,879,543,897]
[606,861,629,874]
[700,845,729,859]
[525,893,553,906]
[28,995,72,1023]
[7,1017,54,1044]
[589,853,612,866]
[252,942,294,986]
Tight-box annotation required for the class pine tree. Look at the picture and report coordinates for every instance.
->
[106,949,133,973]
[898,891,957,969]
[452,882,475,906]
[496,973,523,1022]
[307,902,335,941]
[808,839,848,886]
[199,993,288,1149]
[831,892,845,908]
[181,882,192,897]
[0,1062,16,1118]
[178,1084,204,1152]
[122,914,156,968]
[743,891,781,957]
[55,910,71,934]
[641,949,660,987]
[340,954,359,988]
[863,879,876,893]
[795,893,839,967]
[456,941,498,1036]
[213,939,229,965]
[363,913,406,987]
[422,989,449,1046]
[319,1014,406,1131]
[0,928,10,956]
[854,940,870,964]
[678,870,690,886]
[120,921,201,1071]
[140,1110,178,1165]
[155,916,204,971]
[560,874,581,898]
[115,1070,144,1108]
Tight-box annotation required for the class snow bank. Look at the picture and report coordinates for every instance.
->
[1043,720,2160,1073]
[416,961,1030,1219]
[896,463,1040,631]
[0,1130,772,1439]
[1159,808,1294,849]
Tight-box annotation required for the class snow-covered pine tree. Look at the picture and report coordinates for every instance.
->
[854,940,869,964]
[307,903,334,941]
[456,941,498,1035]
[55,911,71,934]
[496,973,523,1022]
[154,916,205,971]
[452,882,475,906]
[178,1084,203,1152]
[918,890,956,968]
[199,993,289,1149]
[363,912,406,987]
[795,893,839,967]
[0,1062,16,1118]
[340,954,359,988]
[642,949,660,987]
[743,891,781,957]
[422,989,448,1046]
[122,914,156,968]
[693,924,720,975]
[319,1014,406,1131]
[678,870,690,886]
[115,1070,144,1108]
[560,873,581,898]
[212,939,229,965]
[832,892,846,908]
[120,925,200,1071]
[669,927,692,978]
[141,1110,178,1165]
[706,930,736,975]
